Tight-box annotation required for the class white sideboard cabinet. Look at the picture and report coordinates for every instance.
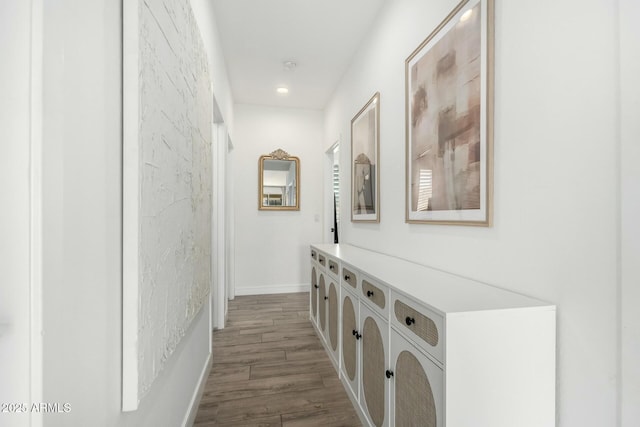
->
[309,244,555,427]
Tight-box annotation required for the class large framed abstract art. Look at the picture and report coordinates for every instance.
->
[351,92,380,223]
[405,0,494,225]
[122,0,212,411]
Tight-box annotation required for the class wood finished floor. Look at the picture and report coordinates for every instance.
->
[194,292,361,427]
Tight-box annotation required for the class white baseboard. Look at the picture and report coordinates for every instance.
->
[182,352,212,427]
[234,283,310,296]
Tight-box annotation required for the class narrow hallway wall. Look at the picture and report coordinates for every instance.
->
[324,0,623,425]
[233,104,324,295]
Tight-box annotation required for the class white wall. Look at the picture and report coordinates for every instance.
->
[38,0,230,425]
[191,0,235,138]
[0,2,36,426]
[234,104,324,295]
[325,0,626,425]
[620,0,640,424]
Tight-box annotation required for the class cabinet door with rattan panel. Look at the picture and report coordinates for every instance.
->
[390,329,444,427]
[310,265,318,326]
[359,303,390,427]
[327,280,340,365]
[341,286,360,402]
[319,274,327,336]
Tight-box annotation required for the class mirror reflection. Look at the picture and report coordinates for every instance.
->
[259,149,300,210]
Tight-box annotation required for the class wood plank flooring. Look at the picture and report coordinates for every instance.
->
[194,292,361,426]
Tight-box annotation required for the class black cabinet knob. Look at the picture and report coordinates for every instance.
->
[352,330,361,340]
[405,316,415,326]
[324,296,328,300]
[367,290,374,297]
[314,284,319,289]
[344,275,350,281]
[385,370,394,379]
[352,329,357,336]
[329,265,335,270]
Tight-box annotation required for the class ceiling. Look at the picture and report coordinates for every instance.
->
[211,0,386,110]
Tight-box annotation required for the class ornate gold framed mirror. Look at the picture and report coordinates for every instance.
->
[258,149,300,211]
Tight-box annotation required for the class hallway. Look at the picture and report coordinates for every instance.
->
[194,293,361,426]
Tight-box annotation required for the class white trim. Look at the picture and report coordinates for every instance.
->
[235,283,310,296]
[29,0,44,424]
[181,352,212,427]
[122,0,140,411]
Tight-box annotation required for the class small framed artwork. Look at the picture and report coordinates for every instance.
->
[351,92,380,222]
[405,0,494,225]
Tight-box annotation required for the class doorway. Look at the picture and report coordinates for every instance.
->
[211,97,234,330]
[325,141,341,244]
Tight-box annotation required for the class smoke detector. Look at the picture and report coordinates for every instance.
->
[283,61,297,71]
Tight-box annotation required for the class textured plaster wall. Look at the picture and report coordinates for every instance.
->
[136,0,212,400]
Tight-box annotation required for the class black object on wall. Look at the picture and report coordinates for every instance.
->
[333,193,339,244]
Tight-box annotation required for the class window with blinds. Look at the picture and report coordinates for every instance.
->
[333,164,340,221]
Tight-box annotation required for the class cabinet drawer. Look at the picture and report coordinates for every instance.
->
[342,266,358,290]
[361,275,388,318]
[327,257,340,279]
[391,292,444,363]
[318,253,327,268]
[310,248,318,262]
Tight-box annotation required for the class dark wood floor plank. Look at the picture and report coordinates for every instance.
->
[285,348,329,361]
[195,414,282,427]
[249,358,337,380]
[281,404,362,427]
[273,316,311,326]
[212,349,286,365]
[213,387,356,423]
[226,318,275,328]
[214,333,263,346]
[194,292,361,427]
[261,327,316,342]
[206,365,251,385]
[238,321,313,336]
[214,337,322,358]
[202,372,325,403]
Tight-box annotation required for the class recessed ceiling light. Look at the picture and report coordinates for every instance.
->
[276,87,289,95]
[460,9,473,22]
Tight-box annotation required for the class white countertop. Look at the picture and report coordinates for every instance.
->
[311,243,554,315]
